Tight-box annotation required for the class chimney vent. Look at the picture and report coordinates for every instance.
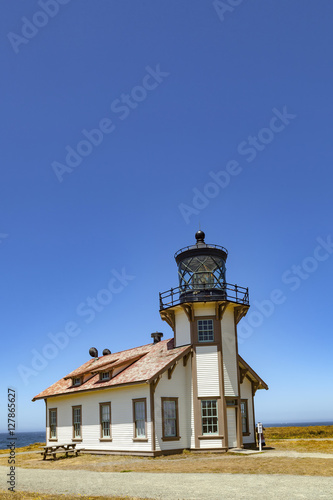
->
[151,332,163,344]
[89,347,98,358]
[103,348,111,356]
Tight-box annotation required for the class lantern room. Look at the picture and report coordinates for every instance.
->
[174,230,228,302]
[159,230,249,311]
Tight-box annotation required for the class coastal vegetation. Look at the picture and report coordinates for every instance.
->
[264,425,333,439]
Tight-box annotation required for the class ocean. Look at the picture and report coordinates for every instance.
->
[0,431,45,450]
[265,421,333,428]
[0,422,332,450]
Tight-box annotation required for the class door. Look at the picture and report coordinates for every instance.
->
[227,407,237,448]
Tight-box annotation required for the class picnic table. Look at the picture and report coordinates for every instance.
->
[41,443,79,460]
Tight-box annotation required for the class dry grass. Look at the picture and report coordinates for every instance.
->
[264,425,333,454]
[265,425,333,440]
[0,448,332,477]
[1,427,332,481]
[0,442,44,455]
[267,439,333,453]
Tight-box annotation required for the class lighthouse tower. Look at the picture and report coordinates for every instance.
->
[159,230,251,449]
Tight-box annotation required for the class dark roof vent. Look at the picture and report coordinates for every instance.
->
[102,348,111,356]
[89,347,98,358]
[151,332,163,344]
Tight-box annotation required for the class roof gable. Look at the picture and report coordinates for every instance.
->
[239,355,268,390]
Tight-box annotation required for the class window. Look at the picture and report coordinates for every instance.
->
[240,400,249,434]
[72,377,81,386]
[197,319,214,342]
[201,400,218,434]
[100,372,111,381]
[100,403,111,439]
[133,399,146,439]
[72,406,82,439]
[49,408,57,440]
[162,398,179,440]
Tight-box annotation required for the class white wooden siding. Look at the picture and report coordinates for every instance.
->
[200,439,222,449]
[154,357,191,451]
[222,309,238,396]
[196,346,220,397]
[175,310,191,347]
[227,407,237,448]
[240,377,255,444]
[46,384,150,451]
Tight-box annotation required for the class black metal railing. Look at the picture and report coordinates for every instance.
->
[159,283,249,310]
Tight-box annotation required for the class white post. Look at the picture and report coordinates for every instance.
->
[257,422,263,451]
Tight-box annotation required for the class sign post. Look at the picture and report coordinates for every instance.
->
[257,422,263,451]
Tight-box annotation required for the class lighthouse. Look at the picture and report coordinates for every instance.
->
[159,230,258,449]
[34,229,267,455]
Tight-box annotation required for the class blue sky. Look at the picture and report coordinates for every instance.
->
[1,1,333,431]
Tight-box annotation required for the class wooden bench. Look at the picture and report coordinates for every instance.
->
[41,443,79,460]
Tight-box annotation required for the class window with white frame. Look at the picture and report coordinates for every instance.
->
[133,399,146,438]
[100,371,110,381]
[72,406,82,439]
[197,319,214,342]
[49,408,57,439]
[162,398,179,439]
[72,377,81,386]
[100,402,111,438]
[201,399,218,434]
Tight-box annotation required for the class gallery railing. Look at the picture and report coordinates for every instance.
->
[159,283,249,310]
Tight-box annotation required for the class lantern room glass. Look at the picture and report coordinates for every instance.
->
[177,254,226,291]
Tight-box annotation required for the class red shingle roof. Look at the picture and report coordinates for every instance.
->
[63,343,152,379]
[32,339,191,401]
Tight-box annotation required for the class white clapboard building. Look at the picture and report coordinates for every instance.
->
[33,231,268,455]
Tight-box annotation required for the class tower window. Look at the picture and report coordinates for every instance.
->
[197,319,214,342]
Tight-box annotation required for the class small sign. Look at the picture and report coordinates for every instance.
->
[257,422,263,434]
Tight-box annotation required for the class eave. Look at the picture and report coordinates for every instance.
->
[238,355,268,390]
[32,380,147,401]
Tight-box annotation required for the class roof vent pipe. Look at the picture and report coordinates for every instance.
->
[102,348,111,355]
[89,347,98,358]
[151,332,163,344]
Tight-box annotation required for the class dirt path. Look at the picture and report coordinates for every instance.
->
[1,466,333,499]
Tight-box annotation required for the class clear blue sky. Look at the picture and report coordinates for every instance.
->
[1,1,332,431]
